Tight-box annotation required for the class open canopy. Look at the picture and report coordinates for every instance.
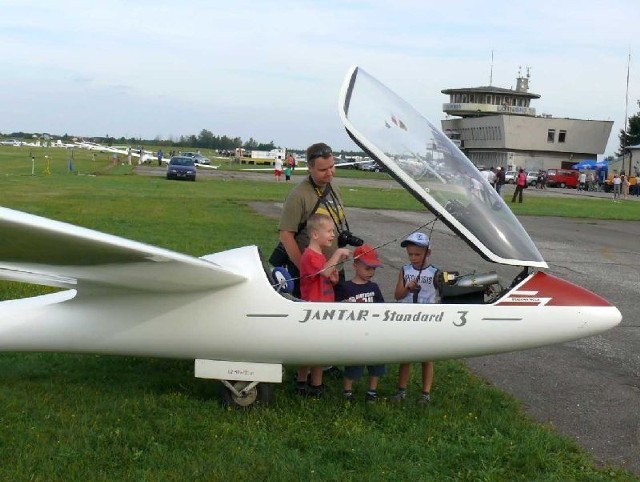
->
[338,66,547,268]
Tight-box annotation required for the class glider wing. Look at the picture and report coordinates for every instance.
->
[0,207,247,293]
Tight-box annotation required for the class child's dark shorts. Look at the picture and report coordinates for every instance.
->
[344,364,386,380]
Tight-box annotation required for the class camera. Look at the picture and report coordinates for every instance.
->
[337,231,363,248]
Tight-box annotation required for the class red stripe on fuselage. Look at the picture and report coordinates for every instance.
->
[497,272,612,307]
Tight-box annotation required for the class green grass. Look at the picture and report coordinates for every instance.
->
[0,146,637,481]
[1,355,634,481]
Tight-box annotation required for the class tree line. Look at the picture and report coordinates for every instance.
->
[2,129,278,152]
[2,129,367,157]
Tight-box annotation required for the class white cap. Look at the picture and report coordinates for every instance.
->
[400,232,430,248]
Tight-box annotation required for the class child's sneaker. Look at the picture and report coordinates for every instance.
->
[390,388,407,401]
[306,384,325,399]
[343,390,355,402]
[419,391,431,404]
[365,391,378,404]
[294,381,307,396]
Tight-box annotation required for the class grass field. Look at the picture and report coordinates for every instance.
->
[0,146,638,481]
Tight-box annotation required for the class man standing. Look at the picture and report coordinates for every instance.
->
[511,168,527,203]
[157,149,164,166]
[287,152,296,173]
[274,156,283,182]
[480,167,496,188]
[578,171,587,191]
[277,142,348,298]
[495,167,505,195]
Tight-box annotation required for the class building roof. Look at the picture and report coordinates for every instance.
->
[441,85,540,99]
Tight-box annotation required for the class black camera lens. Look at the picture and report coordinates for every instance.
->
[338,231,364,247]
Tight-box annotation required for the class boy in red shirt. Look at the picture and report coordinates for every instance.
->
[296,213,351,396]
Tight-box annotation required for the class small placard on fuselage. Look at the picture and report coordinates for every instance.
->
[194,359,283,383]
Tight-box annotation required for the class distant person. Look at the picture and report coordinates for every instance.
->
[296,213,351,398]
[511,168,527,203]
[335,244,385,403]
[488,167,497,187]
[127,147,132,165]
[589,171,597,191]
[480,168,496,187]
[612,173,622,202]
[274,157,283,182]
[622,174,630,200]
[287,153,296,172]
[495,167,505,195]
[157,149,164,166]
[284,164,292,182]
[391,232,440,404]
[578,171,587,191]
[469,175,484,200]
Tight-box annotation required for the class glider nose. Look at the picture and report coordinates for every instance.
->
[497,271,622,335]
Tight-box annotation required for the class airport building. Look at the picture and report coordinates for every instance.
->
[440,69,613,172]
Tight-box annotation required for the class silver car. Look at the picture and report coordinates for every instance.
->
[504,170,517,183]
[181,152,211,165]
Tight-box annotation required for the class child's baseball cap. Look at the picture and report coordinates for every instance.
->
[354,244,383,268]
[400,232,430,248]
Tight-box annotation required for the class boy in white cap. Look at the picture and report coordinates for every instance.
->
[392,231,440,403]
[335,244,385,403]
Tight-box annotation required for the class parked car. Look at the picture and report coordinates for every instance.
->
[526,171,538,186]
[0,139,22,146]
[545,168,579,188]
[181,152,211,165]
[504,170,517,183]
[358,160,383,172]
[166,156,196,181]
[334,157,358,169]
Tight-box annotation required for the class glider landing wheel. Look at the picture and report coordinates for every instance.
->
[220,380,274,408]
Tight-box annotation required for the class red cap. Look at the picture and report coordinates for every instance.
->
[354,244,383,268]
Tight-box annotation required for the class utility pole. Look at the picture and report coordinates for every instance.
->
[489,50,494,86]
[625,50,631,174]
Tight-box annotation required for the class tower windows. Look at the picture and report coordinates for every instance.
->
[547,129,556,143]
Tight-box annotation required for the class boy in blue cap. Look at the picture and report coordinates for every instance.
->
[392,232,440,403]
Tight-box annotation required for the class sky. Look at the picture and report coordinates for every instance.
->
[1,0,639,156]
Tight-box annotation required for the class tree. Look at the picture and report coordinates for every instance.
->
[243,137,258,150]
[197,129,215,148]
[256,140,276,151]
[616,112,640,156]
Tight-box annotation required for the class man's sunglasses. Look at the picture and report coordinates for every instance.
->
[308,147,333,161]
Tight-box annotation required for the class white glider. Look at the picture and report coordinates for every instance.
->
[0,66,621,407]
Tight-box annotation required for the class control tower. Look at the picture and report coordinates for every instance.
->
[440,68,612,171]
